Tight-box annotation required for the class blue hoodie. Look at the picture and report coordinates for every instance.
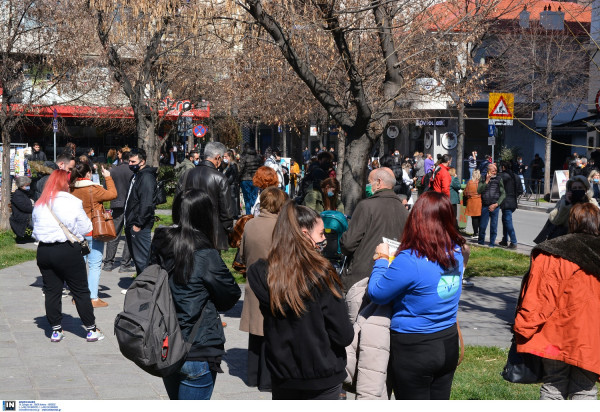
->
[368,246,464,333]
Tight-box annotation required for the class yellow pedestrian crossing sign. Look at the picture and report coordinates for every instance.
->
[488,93,514,125]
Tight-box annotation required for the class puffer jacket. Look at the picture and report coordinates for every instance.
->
[344,277,392,400]
[182,160,235,250]
[238,150,262,182]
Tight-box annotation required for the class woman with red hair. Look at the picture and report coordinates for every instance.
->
[367,191,469,399]
[32,170,104,343]
[250,166,279,216]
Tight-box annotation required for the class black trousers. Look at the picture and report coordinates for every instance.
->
[36,242,96,328]
[247,333,272,391]
[272,383,342,400]
[104,208,131,265]
[125,225,152,274]
[389,324,459,400]
[471,216,481,236]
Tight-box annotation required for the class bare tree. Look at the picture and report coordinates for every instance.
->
[227,0,437,213]
[0,0,98,230]
[491,19,589,194]
[84,0,227,165]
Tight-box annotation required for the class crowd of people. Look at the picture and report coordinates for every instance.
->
[7,140,600,401]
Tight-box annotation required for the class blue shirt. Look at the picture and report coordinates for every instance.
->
[368,247,463,334]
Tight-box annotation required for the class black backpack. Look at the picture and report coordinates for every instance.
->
[114,264,204,377]
[421,166,440,192]
[154,180,167,205]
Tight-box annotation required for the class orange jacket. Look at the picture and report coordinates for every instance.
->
[70,177,117,220]
[514,252,600,376]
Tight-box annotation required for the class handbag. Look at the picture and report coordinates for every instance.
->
[47,206,91,256]
[501,337,544,384]
[89,189,117,241]
[228,214,254,248]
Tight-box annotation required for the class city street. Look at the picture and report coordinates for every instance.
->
[465,203,550,248]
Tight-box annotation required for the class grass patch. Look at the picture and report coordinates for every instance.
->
[156,195,174,210]
[465,245,530,278]
[153,214,173,231]
[0,231,37,269]
[451,346,540,399]
[222,248,246,284]
[452,345,599,399]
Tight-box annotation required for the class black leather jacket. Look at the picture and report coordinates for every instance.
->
[183,160,235,250]
[124,166,157,229]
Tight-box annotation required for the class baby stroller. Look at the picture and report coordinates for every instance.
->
[320,210,349,276]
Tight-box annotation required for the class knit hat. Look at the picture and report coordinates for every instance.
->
[15,176,31,188]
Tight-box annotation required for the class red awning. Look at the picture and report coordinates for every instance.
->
[5,103,210,120]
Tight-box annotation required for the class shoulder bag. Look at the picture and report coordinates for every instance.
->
[47,206,91,256]
[89,188,117,241]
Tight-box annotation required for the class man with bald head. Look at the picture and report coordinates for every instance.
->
[477,163,505,247]
[340,167,409,291]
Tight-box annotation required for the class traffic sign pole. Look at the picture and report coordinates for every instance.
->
[53,109,58,162]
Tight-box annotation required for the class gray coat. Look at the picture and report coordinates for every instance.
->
[340,189,408,292]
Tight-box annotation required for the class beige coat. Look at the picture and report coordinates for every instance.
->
[344,277,392,400]
[239,210,278,335]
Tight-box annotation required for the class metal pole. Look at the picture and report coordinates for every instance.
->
[53,131,56,162]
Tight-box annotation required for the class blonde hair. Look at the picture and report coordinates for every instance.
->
[471,169,481,181]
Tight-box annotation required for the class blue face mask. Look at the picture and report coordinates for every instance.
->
[193,160,199,166]
[594,179,599,184]
[327,190,335,197]
[24,186,30,191]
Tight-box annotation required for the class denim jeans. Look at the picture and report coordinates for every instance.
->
[240,180,258,215]
[518,174,525,193]
[540,358,598,400]
[469,167,475,180]
[84,235,104,299]
[478,206,500,246]
[163,360,217,400]
[501,209,517,244]
[125,226,152,275]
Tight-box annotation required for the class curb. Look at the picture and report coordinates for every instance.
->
[517,204,551,213]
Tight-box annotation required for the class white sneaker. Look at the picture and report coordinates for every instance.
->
[86,328,105,342]
[50,330,65,342]
[121,289,127,295]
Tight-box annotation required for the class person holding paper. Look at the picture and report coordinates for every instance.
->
[367,191,469,400]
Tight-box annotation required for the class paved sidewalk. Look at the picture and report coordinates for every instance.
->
[0,245,520,400]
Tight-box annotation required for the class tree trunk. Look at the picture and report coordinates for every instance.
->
[544,106,552,195]
[137,113,160,167]
[0,126,11,231]
[341,133,373,214]
[456,100,466,181]
[336,130,345,184]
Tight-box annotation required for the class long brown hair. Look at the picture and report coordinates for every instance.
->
[267,201,343,317]
[321,177,340,211]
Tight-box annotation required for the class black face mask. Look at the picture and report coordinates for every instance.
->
[129,164,141,173]
[571,189,586,203]
[315,239,327,253]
